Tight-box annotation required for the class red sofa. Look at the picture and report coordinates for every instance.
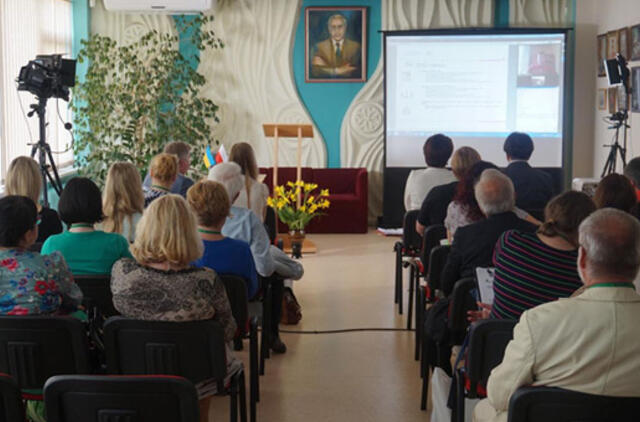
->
[259,167,368,234]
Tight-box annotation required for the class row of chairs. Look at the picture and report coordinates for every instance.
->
[0,315,247,422]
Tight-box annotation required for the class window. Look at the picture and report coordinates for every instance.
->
[0,0,74,182]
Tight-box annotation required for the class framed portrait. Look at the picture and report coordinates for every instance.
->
[598,88,607,110]
[597,34,607,77]
[608,87,618,114]
[632,67,640,113]
[607,30,619,59]
[618,27,630,60]
[305,7,367,83]
[618,85,628,111]
[632,24,640,61]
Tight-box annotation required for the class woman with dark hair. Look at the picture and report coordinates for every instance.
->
[41,177,132,274]
[0,195,82,315]
[593,173,637,213]
[469,191,596,321]
[444,161,539,239]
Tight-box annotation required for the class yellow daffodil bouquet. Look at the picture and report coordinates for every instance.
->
[267,181,330,231]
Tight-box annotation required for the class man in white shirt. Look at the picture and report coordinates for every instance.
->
[473,208,640,422]
[403,134,456,211]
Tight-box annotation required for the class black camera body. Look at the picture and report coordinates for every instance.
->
[17,54,76,101]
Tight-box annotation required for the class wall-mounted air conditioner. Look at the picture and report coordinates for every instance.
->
[102,0,214,13]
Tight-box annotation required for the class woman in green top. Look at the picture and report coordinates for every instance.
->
[41,177,132,275]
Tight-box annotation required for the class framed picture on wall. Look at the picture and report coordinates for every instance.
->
[607,30,619,59]
[631,24,640,61]
[632,67,640,112]
[598,88,607,110]
[618,27,630,60]
[597,34,607,77]
[305,6,367,83]
[608,87,618,114]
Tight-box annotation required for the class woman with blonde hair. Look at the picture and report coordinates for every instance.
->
[229,142,270,221]
[5,156,62,242]
[102,162,144,242]
[144,153,178,208]
[110,194,240,421]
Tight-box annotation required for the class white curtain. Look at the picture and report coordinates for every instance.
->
[0,0,73,182]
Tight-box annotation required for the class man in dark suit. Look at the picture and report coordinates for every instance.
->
[311,14,361,78]
[502,132,554,220]
[441,169,537,296]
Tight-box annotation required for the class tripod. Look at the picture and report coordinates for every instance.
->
[28,97,63,208]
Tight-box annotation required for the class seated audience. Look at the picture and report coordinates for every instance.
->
[474,209,640,422]
[101,162,145,242]
[404,133,456,211]
[230,142,270,221]
[144,153,179,207]
[209,162,304,353]
[0,195,82,315]
[110,194,237,422]
[469,191,596,321]
[416,146,481,235]
[503,132,554,219]
[187,180,259,299]
[41,177,132,275]
[441,169,537,296]
[623,156,640,201]
[143,141,194,197]
[593,173,636,213]
[5,156,62,243]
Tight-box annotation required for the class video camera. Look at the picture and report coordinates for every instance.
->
[17,54,76,101]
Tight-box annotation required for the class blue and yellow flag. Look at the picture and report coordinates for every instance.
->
[203,145,215,168]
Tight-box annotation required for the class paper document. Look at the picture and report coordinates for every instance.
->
[476,267,496,305]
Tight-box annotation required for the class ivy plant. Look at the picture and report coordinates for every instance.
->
[71,14,222,186]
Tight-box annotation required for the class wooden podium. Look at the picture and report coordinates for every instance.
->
[262,123,317,255]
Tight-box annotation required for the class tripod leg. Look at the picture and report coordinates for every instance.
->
[44,144,63,195]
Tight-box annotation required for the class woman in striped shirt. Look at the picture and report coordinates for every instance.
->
[471,191,596,321]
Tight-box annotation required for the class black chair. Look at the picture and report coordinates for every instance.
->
[0,374,24,422]
[74,274,119,318]
[0,316,91,396]
[28,242,43,253]
[448,277,478,345]
[453,319,516,422]
[44,375,199,422]
[264,206,277,244]
[393,210,421,315]
[219,274,259,422]
[508,386,640,422]
[104,317,247,422]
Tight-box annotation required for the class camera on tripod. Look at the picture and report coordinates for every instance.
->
[609,110,628,123]
[17,54,76,101]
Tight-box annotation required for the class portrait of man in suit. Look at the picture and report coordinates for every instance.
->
[306,8,367,82]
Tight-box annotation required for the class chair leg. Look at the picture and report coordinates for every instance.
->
[407,264,415,330]
[420,335,429,410]
[394,242,402,305]
[229,374,238,422]
[414,286,422,361]
[239,370,248,422]
[398,262,404,315]
[455,369,465,422]
[260,281,272,375]
[249,317,259,403]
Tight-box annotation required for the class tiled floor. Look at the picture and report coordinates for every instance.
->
[207,230,429,421]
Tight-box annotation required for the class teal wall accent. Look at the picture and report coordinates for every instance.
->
[494,0,509,28]
[293,1,382,168]
[173,15,202,72]
[72,0,90,83]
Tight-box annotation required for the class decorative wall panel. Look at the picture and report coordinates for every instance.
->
[509,0,573,26]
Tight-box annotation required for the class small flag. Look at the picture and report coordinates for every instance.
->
[203,145,215,168]
[215,144,228,164]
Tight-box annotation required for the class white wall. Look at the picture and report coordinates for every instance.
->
[575,0,640,177]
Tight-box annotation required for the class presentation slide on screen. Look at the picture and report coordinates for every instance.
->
[385,33,565,168]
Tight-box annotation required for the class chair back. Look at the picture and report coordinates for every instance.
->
[508,386,640,422]
[0,316,90,390]
[73,275,119,318]
[420,225,446,275]
[264,206,277,244]
[0,374,24,422]
[104,317,227,386]
[426,245,450,292]
[448,278,477,344]
[28,242,43,253]
[465,319,516,397]
[218,274,249,338]
[402,210,421,254]
[44,375,199,422]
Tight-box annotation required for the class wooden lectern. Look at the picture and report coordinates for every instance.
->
[262,123,317,254]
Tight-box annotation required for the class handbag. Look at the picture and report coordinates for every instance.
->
[280,287,302,325]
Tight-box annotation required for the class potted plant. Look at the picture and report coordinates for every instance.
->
[267,181,330,256]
